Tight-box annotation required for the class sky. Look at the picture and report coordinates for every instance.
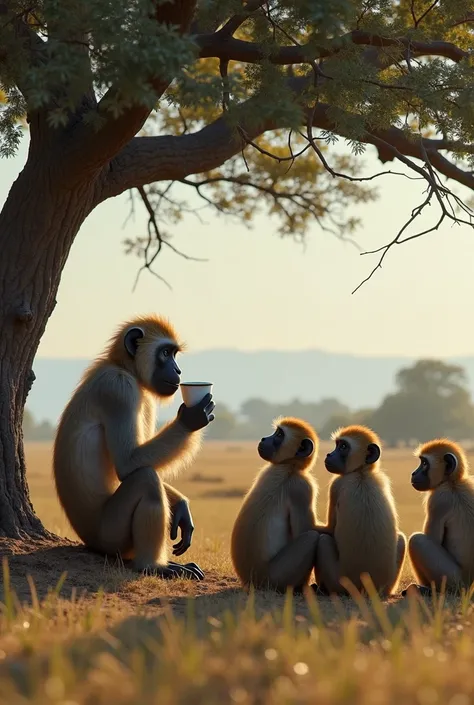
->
[2,134,474,359]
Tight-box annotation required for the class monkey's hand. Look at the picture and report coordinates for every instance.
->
[177,393,215,432]
[170,499,195,556]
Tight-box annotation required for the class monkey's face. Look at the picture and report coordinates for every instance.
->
[325,438,349,474]
[150,343,182,397]
[411,452,458,491]
[258,427,285,462]
[411,456,432,492]
[258,425,315,465]
[124,327,182,397]
[325,436,380,474]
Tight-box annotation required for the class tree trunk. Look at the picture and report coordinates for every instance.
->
[0,149,98,538]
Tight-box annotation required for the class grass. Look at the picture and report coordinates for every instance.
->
[0,440,472,702]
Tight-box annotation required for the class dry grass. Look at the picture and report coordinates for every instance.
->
[0,441,472,703]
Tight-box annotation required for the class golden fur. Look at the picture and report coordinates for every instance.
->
[85,314,185,395]
[231,418,320,591]
[409,438,474,588]
[316,425,406,595]
[331,425,382,473]
[415,438,468,485]
[269,416,319,470]
[53,315,202,572]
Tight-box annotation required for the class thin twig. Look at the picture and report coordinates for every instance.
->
[218,0,267,37]
[237,125,312,162]
[130,185,208,290]
[414,0,440,28]
[351,134,474,292]
[219,58,230,112]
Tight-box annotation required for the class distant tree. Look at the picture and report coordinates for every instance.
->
[303,398,351,429]
[240,398,271,423]
[205,403,237,440]
[240,396,351,439]
[397,360,469,398]
[22,409,55,442]
[351,408,374,427]
[239,398,273,438]
[32,420,55,442]
[279,398,310,420]
[320,413,353,441]
[22,409,35,440]
[371,360,474,445]
[319,406,374,440]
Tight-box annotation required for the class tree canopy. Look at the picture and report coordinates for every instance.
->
[2,0,474,289]
[370,359,474,444]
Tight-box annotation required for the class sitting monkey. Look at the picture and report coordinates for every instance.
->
[404,439,474,597]
[314,425,406,597]
[53,315,214,580]
[231,417,320,592]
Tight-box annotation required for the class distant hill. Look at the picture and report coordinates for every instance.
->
[28,351,474,425]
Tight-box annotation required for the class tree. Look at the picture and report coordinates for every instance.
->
[239,396,351,439]
[370,359,474,445]
[320,413,353,441]
[22,409,54,441]
[396,359,469,398]
[22,409,35,441]
[283,397,351,428]
[1,1,473,538]
[319,406,374,440]
[204,403,238,439]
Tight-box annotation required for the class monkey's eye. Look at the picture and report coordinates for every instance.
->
[339,441,348,452]
[162,348,170,358]
[276,428,284,439]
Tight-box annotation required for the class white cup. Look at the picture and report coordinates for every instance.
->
[180,382,213,407]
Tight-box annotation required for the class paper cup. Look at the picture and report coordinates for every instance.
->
[180,382,213,407]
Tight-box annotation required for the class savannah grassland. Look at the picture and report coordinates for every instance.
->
[0,441,473,704]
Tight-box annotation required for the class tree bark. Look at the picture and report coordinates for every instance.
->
[0,147,98,538]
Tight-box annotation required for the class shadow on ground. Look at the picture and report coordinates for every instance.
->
[0,537,241,610]
[0,537,128,604]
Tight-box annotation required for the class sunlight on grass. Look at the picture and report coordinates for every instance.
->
[0,564,473,703]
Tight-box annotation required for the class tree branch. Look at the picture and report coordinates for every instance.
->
[195,29,468,64]
[179,174,364,246]
[218,0,267,37]
[451,11,474,28]
[101,116,245,201]
[0,4,47,97]
[73,10,467,179]
[71,0,197,170]
[100,75,474,202]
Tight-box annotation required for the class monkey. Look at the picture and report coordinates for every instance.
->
[53,314,215,581]
[403,439,474,597]
[314,425,406,597]
[230,417,320,593]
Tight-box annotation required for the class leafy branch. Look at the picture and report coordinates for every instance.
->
[3,0,474,293]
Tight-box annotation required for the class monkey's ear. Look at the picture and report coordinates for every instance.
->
[444,452,458,476]
[124,327,144,357]
[366,443,380,465]
[295,438,314,458]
